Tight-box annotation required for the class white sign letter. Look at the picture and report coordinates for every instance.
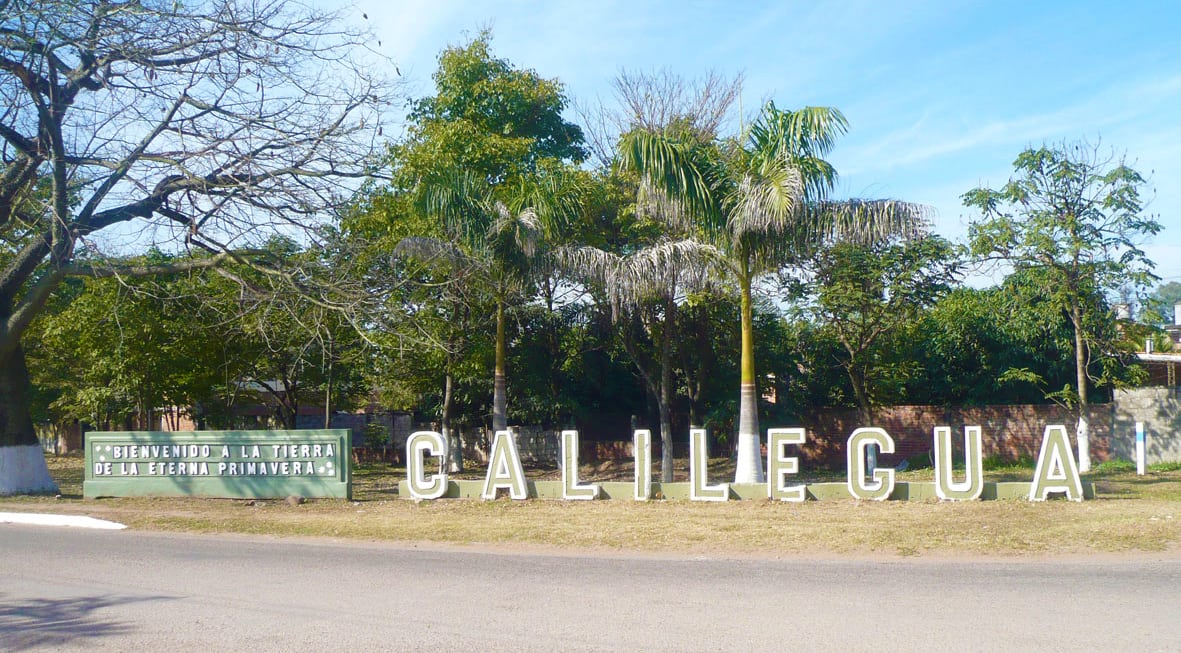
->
[768,428,806,502]
[1030,425,1084,501]
[561,430,599,500]
[847,427,895,501]
[634,429,652,501]
[482,430,528,500]
[933,426,983,501]
[690,428,728,501]
[406,431,448,500]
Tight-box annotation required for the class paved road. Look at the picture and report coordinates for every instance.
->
[2,525,1179,652]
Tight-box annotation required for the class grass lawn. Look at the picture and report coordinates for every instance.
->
[1,454,1178,558]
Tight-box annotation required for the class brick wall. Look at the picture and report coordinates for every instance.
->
[423,404,1115,467]
[798,404,1113,469]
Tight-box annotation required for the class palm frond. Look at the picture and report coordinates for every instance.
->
[613,238,725,304]
[490,203,541,258]
[553,245,621,283]
[618,130,718,223]
[636,180,697,234]
[725,161,805,243]
[554,239,725,316]
[803,199,932,246]
[394,236,471,271]
[508,167,588,239]
[749,103,848,199]
[416,168,496,249]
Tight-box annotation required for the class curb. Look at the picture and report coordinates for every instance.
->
[0,512,127,530]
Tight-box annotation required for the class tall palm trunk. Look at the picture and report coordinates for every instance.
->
[492,298,507,433]
[734,266,764,483]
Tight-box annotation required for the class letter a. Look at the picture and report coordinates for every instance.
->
[482,430,528,500]
[1029,425,1084,501]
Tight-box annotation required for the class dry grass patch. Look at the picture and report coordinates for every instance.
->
[2,454,1178,557]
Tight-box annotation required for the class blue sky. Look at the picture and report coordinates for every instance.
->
[346,0,1181,286]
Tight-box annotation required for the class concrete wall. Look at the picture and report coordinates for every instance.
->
[1112,387,1181,464]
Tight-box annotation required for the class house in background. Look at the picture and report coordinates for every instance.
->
[1136,303,1181,387]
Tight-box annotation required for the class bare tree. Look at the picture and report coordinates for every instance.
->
[0,0,393,493]
[577,69,744,169]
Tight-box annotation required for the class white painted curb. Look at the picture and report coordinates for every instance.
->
[0,512,126,530]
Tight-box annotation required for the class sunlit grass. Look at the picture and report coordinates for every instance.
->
[2,453,1177,557]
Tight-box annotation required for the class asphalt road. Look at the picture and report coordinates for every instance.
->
[2,524,1179,652]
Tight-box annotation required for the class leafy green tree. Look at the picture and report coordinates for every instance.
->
[224,237,373,430]
[395,30,585,184]
[890,277,1064,405]
[362,31,587,444]
[1145,281,1181,327]
[404,167,584,435]
[799,236,961,414]
[620,102,926,483]
[29,263,229,430]
[964,142,1160,470]
[23,244,370,434]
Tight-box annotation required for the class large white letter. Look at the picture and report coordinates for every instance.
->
[847,428,895,501]
[767,428,806,502]
[933,426,983,501]
[690,428,728,501]
[561,430,599,500]
[405,431,448,500]
[1029,425,1084,501]
[482,430,528,500]
[634,429,652,501]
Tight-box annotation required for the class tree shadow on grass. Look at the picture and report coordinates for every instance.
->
[0,591,175,651]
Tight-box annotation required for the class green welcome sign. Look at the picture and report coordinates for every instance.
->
[84,430,351,499]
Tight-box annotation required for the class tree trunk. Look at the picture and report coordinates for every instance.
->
[0,344,59,494]
[734,270,764,484]
[443,296,466,473]
[848,363,871,418]
[492,298,508,433]
[1072,299,1091,472]
[1,344,39,447]
[442,371,462,473]
[659,295,675,483]
[684,303,711,430]
[323,339,333,429]
[619,316,665,480]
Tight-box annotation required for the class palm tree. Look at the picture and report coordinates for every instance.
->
[401,166,582,436]
[620,102,927,483]
[558,238,721,482]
